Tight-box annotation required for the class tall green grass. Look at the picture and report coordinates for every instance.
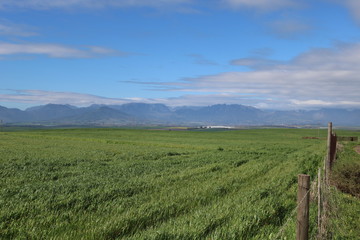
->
[0,128,327,239]
[329,135,360,239]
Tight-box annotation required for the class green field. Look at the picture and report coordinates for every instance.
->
[0,128,354,239]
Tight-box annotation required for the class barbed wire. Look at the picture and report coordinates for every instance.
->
[272,188,311,240]
[324,185,354,237]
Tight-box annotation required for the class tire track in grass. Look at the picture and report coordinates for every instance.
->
[99,152,290,239]
[125,148,319,239]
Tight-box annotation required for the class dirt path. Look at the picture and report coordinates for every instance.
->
[355,145,360,154]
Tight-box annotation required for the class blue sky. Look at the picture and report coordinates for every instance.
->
[1,0,360,110]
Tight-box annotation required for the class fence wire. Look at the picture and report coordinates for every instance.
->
[273,188,312,240]
[272,124,353,240]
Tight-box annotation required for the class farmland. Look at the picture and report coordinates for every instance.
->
[0,128,335,239]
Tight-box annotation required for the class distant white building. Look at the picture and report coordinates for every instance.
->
[202,126,234,129]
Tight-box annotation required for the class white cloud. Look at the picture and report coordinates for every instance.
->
[222,0,299,11]
[2,88,359,110]
[290,99,360,109]
[291,42,360,70]
[0,90,130,106]
[0,0,302,12]
[150,93,270,107]
[0,21,37,37]
[187,54,219,65]
[0,0,192,10]
[268,19,312,39]
[0,42,128,58]
[131,42,360,109]
[230,57,282,69]
[0,89,278,108]
[250,47,274,57]
[340,0,360,23]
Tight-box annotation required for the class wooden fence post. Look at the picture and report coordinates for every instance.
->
[297,174,310,240]
[330,133,337,171]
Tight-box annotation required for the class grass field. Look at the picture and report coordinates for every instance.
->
[0,128,350,239]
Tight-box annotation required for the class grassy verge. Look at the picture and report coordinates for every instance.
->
[329,137,360,239]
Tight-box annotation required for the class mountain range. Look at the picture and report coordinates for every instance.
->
[0,103,359,126]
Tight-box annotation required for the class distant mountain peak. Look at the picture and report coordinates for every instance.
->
[0,103,359,126]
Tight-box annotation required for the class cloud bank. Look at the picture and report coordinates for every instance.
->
[0,90,130,106]
[222,0,299,11]
[0,0,192,10]
[0,21,37,37]
[0,0,302,12]
[341,0,360,23]
[131,42,360,109]
[268,19,312,39]
[2,42,358,110]
[0,89,285,109]
[0,43,128,58]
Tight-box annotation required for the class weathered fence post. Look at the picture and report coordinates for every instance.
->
[330,133,337,171]
[325,122,332,185]
[297,174,310,240]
